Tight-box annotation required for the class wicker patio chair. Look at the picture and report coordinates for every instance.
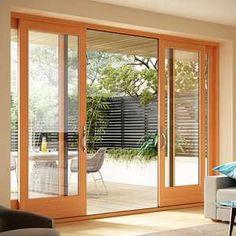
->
[70,148,108,194]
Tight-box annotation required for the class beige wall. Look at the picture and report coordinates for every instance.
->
[233,43,236,159]
[219,41,234,163]
[0,0,11,207]
[0,0,235,205]
[10,0,236,40]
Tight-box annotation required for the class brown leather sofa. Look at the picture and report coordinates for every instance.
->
[0,206,60,236]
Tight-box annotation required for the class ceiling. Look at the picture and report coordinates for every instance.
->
[92,0,236,27]
[13,29,198,60]
[87,30,157,57]
[23,30,158,57]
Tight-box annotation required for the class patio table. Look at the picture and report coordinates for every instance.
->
[29,151,78,195]
[11,151,78,195]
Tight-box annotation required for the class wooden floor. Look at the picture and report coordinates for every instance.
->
[87,181,157,214]
[57,207,211,236]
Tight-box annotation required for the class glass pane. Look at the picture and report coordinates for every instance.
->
[205,53,209,175]
[165,48,199,187]
[11,28,18,200]
[67,35,79,196]
[87,30,158,214]
[28,32,80,198]
[28,31,59,198]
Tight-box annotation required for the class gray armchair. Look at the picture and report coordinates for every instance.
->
[0,206,59,236]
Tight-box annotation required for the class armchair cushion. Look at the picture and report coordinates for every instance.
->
[217,187,236,202]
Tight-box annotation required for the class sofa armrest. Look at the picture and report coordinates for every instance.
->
[0,206,54,232]
[204,175,236,219]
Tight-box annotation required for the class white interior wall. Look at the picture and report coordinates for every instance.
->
[0,0,235,205]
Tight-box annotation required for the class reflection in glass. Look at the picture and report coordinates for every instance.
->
[205,53,209,175]
[11,28,18,200]
[28,32,80,198]
[67,35,79,196]
[28,31,59,198]
[165,49,199,187]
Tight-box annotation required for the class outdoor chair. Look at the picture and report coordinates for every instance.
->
[70,148,108,194]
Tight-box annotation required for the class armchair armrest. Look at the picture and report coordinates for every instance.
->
[0,206,54,232]
[204,175,236,219]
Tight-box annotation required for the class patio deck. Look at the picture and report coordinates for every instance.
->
[10,181,157,214]
[87,181,157,214]
[11,156,198,214]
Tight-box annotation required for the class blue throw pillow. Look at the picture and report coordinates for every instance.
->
[214,162,236,179]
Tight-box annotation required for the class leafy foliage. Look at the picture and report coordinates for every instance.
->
[87,51,122,87]
[107,148,140,162]
[100,56,158,105]
[139,132,158,160]
[174,60,199,92]
[29,44,59,130]
[10,94,18,130]
[138,131,187,161]
[97,54,199,106]
[87,96,109,152]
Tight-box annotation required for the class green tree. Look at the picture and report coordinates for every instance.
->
[98,54,198,105]
[174,60,199,92]
[100,56,158,105]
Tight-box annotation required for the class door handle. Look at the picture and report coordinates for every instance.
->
[82,126,87,153]
[160,132,166,150]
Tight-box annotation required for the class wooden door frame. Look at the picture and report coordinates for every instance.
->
[10,14,219,219]
[17,19,87,218]
[206,46,219,175]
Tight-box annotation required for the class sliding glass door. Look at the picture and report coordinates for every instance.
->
[18,20,86,218]
[11,15,218,218]
[86,30,159,214]
[159,41,206,206]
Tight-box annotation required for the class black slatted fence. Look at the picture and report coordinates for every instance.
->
[11,93,201,157]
